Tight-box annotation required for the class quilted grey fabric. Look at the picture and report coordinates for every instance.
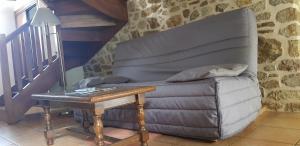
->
[112,8,258,82]
[74,76,261,140]
[74,8,261,140]
[101,77,261,140]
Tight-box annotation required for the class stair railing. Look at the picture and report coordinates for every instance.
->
[0,21,59,122]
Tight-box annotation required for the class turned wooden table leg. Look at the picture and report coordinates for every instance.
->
[92,109,105,146]
[136,94,149,146]
[81,109,90,132]
[43,105,55,145]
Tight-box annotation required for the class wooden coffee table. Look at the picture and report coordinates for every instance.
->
[32,86,155,146]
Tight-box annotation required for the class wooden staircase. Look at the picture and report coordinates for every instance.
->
[45,0,128,70]
[0,22,62,124]
[0,0,128,124]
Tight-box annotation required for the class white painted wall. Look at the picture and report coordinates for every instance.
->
[0,7,16,34]
[65,66,85,91]
[50,66,85,92]
[0,7,17,96]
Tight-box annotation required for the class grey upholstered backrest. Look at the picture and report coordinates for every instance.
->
[112,8,258,82]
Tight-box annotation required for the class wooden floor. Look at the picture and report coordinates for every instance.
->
[0,110,300,146]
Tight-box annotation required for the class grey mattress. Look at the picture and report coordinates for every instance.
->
[74,76,261,140]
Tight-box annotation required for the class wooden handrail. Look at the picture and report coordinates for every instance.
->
[5,21,31,43]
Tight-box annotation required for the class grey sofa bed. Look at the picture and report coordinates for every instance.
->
[74,8,261,140]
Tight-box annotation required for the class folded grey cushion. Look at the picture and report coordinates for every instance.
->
[166,64,248,82]
[73,76,131,89]
[72,76,103,89]
[103,76,130,84]
[87,77,104,87]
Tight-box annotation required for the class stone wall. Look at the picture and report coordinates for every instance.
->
[84,0,300,112]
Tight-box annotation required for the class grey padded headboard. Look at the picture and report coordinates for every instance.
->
[112,8,258,82]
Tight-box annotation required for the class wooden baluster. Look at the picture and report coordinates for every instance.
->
[20,32,27,78]
[34,27,43,72]
[23,28,34,82]
[56,27,67,89]
[11,36,24,91]
[29,26,38,73]
[0,34,14,122]
[40,26,47,63]
[45,25,53,64]
[81,109,90,132]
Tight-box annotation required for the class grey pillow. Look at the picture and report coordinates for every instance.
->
[166,64,248,82]
[87,77,104,87]
[73,76,130,89]
[73,76,103,89]
[103,76,130,84]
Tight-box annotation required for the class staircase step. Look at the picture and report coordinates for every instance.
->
[47,0,100,16]
[61,29,111,42]
[60,14,116,28]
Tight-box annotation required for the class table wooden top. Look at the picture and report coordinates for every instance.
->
[32,86,155,103]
